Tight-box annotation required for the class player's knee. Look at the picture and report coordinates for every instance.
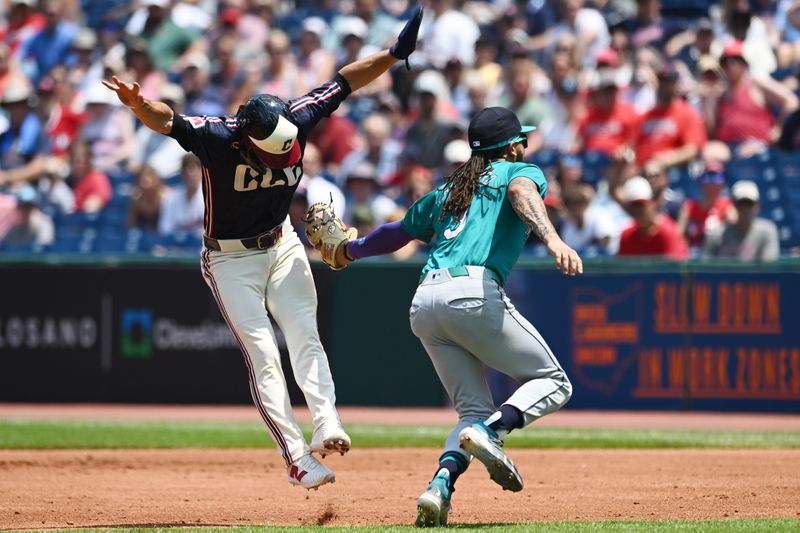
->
[560,374,573,406]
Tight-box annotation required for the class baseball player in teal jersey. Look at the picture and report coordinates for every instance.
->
[327,107,583,526]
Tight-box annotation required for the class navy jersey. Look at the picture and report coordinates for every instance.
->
[168,74,352,239]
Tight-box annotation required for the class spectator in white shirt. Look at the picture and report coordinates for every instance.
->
[420,0,480,68]
[560,184,614,254]
[158,153,204,237]
[301,143,346,218]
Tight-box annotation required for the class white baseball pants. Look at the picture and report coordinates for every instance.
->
[200,220,341,466]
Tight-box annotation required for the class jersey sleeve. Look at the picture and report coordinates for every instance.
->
[168,113,226,162]
[508,163,548,199]
[401,191,437,243]
[288,74,353,136]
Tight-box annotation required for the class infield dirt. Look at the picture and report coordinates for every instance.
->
[2,448,799,529]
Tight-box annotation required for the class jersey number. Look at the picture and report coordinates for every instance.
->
[443,212,468,240]
[233,164,303,192]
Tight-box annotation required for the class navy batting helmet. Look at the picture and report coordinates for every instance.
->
[237,94,301,170]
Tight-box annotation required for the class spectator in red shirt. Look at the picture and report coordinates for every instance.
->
[712,40,797,151]
[37,66,86,157]
[68,139,111,213]
[635,63,707,167]
[574,72,639,158]
[676,162,735,251]
[618,176,688,259]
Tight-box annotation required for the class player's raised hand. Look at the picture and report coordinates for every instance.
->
[389,4,424,69]
[101,76,144,109]
[547,238,583,276]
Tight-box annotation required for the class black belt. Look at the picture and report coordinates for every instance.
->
[203,225,284,251]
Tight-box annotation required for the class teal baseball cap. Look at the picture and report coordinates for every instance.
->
[468,107,535,152]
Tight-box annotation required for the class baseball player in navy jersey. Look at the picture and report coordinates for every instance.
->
[103,7,424,491]
[321,107,583,525]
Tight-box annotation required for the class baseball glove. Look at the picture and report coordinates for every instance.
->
[304,202,357,271]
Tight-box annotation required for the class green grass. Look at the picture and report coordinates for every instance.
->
[14,519,800,532]
[0,420,798,449]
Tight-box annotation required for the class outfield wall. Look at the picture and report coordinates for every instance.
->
[0,256,798,412]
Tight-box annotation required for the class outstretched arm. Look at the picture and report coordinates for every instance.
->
[338,6,423,92]
[508,177,583,275]
[339,51,399,93]
[101,76,174,135]
[333,221,415,266]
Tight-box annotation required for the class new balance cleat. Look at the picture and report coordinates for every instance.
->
[287,454,336,490]
[310,420,351,457]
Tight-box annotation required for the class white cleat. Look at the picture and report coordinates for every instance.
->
[459,423,524,492]
[310,421,351,457]
[287,454,336,490]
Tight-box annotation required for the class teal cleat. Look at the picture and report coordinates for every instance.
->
[415,469,452,527]
[459,423,523,492]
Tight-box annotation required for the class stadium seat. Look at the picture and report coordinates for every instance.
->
[581,151,610,186]
[106,170,136,184]
[100,206,129,229]
[774,151,800,183]
[50,233,93,253]
[725,155,778,185]
[669,167,700,200]
[530,148,560,170]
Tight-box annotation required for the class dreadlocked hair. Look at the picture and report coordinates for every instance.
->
[440,146,507,221]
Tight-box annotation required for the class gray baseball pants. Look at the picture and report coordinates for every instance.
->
[409,266,572,462]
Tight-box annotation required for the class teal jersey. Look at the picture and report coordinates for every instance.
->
[402,160,547,284]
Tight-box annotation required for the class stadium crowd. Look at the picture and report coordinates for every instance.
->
[1,0,799,261]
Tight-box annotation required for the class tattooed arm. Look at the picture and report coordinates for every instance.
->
[508,177,584,275]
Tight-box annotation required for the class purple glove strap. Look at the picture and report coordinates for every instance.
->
[348,221,414,260]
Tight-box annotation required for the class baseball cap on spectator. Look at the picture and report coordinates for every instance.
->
[698,55,722,77]
[732,180,760,202]
[347,161,378,182]
[159,83,185,106]
[341,16,368,40]
[444,139,471,166]
[84,82,117,106]
[657,62,680,81]
[181,52,210,74]
[1,77,33,105]
[468,106,535,151]
[544,194,561,209]
[143,0,169,7]
[72,28,98,50]
[695,18,713,33]
[623,176,653,203]
[413,69,447,97]
[376,91,401,114]
[505,28,530,57]
[721,39,747,64]
[301,17,327,37]
[699,161,726,184]
[594,48,619,67]
[560,76,578,94]
[560,154,582,168]
[221,7,241,26]
[588,70,617,91]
